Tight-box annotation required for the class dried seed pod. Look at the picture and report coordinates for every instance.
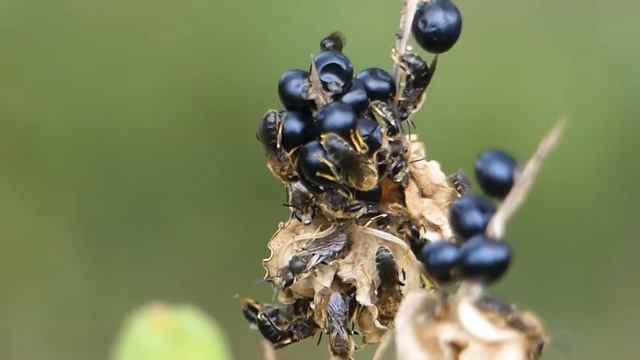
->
[394,290,547,360]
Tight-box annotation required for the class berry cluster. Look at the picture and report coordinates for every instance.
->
[256,30,430,226]
[420,150,520,284]
[241,1,550,358]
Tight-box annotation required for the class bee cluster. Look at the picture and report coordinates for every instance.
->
[242,1,550,359]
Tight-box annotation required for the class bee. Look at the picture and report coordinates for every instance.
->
[474,296,548,359]
[256,110,298,183]
[370,101,401,137]
[376,139,409,184]
[323,292,355,359]
[320,133,378,191]
[242,298,318,349]
[395,51,437,121]
[286,181,316,225]
[450,170,474,196]
[274,230,349,289]
[374,246,403,326]
[399,221,427,254]
[320,31,346,52]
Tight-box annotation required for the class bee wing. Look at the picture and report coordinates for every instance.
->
[296,231,348,270]
[326,293,352,357]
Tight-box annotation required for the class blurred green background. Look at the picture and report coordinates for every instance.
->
[0,0,637,359]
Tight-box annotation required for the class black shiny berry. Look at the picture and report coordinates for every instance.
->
[459,234,512,284]
[475,150,518,199]
[315,101,357,139]
[340,79,369,113]
[281,112,316,151]
[356,68,396,102]
[419,241,461,283]
[313,50,354,94]
[356,116,383,155]
[297,140,336,187]
[450,195,495,239]
[278,70,315,112]
[412,0,462,54]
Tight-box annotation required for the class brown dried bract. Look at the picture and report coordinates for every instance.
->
[404,138,458,241]
[394,290,547,360]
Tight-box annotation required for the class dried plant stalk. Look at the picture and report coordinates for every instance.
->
[486,118,567,239]
[393,0,421,82]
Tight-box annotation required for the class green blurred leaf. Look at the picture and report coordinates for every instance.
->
[111,302,231,360]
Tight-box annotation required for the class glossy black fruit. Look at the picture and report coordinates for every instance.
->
[419,241,461,283]
[297,140,337,187]
[315,102,357,139]
[278,70,315,112]
[281,112,316,151]
[355,68,396,102]
[459,234,512,283]
[449,195,495,239]
[356,116,383,155]
[340,79,369,113]
[313,50,354,94]
[412,0,462,54]
[475,150,518,198]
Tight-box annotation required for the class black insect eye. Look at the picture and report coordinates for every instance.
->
[449,195,495,239]
[474,149,518,199]
[339,79,369,113]
[297,140,338,187]
[278,70,315,112]
[419,241,461,284]
[412,0,462,54]
[313,50,354,94]
[315,102,357,139]
[458,234,512,284]
[355,68,396,102]
[281,111,316,151]
[278,267,295,288]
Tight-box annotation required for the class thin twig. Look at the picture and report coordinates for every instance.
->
[392,0,421,83]
[261,339,277,360]
[486,118,567,240]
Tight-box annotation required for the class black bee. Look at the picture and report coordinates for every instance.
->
[369,100,401,137]
[324,292,354,359]
[242,298,319,349]
[375,246,403,326]
[320,31,346,52]
[450,170,474,196]
[320,133,378,191]
[256,110,298,183]
[275,230,349,289]
[475,296,548,359]
[376,139,409,184]
[395,51,437,121]
[287,182,316,225]
[400,221,427,254]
